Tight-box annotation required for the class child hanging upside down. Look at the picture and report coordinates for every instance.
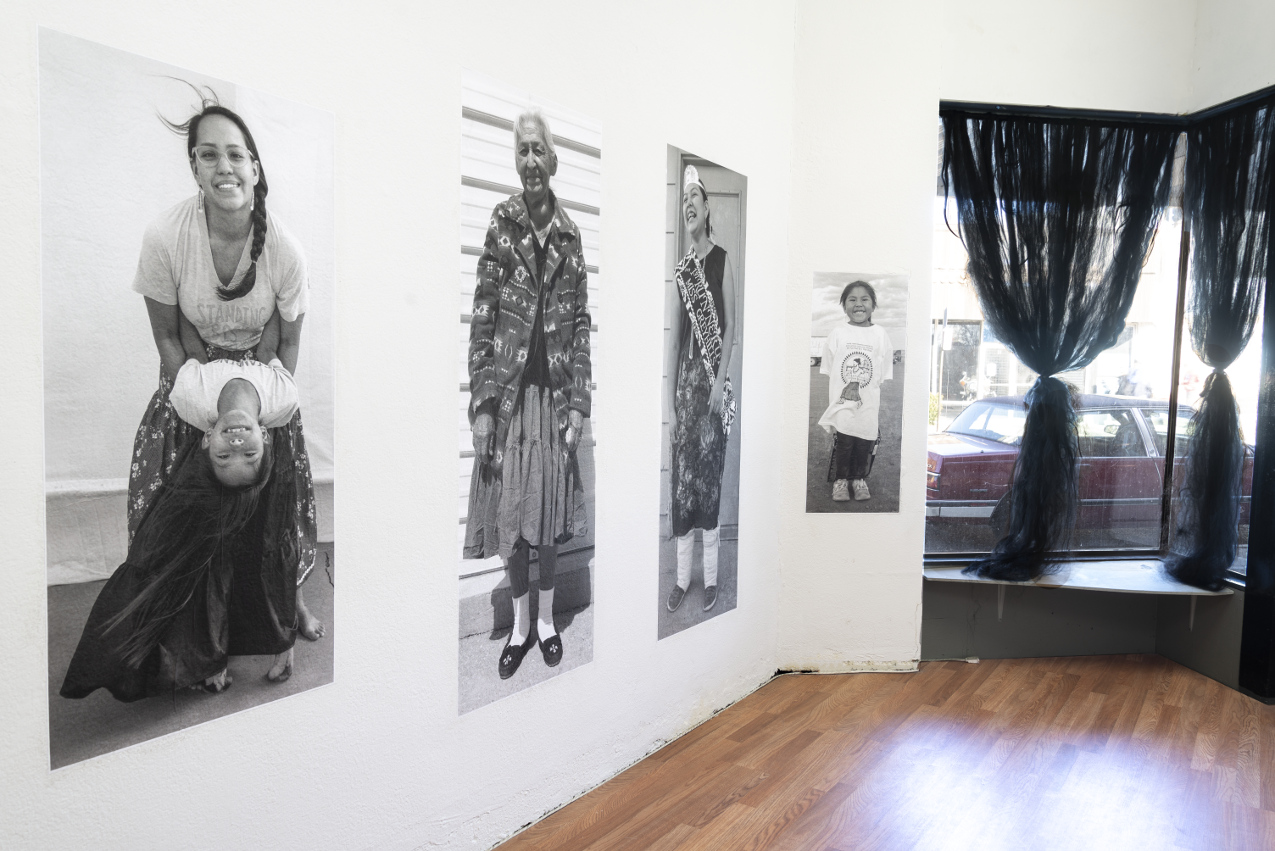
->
[171,310,299,488]
[818,281,893,503]
[59,312,309,702]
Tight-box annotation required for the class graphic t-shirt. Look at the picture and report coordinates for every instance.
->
[170,358,299,431]
[132,195,309,350]
[817,322,894,440]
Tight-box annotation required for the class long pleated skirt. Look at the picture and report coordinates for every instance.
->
[464,384,586,560]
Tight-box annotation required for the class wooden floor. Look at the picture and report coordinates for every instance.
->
[497,656,1275,851]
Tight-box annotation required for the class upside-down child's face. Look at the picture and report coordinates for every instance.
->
[842,287,875,326]
[201,408,265,488]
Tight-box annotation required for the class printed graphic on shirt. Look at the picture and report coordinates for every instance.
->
[838,345,876,388]
[195,303,275,342]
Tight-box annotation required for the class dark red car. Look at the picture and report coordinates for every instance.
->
[925,395,1253,549]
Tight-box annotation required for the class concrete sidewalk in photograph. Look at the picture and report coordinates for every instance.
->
[457,549,595,714]
[458,603,593,715]
[657,533,738,640]
[48,543,336,769]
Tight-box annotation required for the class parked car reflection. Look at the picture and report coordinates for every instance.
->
[924,395,1253,554]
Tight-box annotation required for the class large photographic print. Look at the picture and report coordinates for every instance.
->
[805,272,908,513]
[458,72,600,713]
[659,147,747,640]
[42,31,335,768]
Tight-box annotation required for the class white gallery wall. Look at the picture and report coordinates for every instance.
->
[3,1,1275,850]
[778,2,945,671]
[1,1,792,849]
[1192,0,1275,109]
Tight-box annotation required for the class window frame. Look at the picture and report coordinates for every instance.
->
[925,98,1269,592]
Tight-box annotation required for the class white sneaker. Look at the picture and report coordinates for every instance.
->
[832,479,850,501]
[853,479,870,501]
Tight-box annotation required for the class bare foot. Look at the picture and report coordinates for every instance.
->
[297,586,325,641]
[266,647,293,683]
[198,669,233,693]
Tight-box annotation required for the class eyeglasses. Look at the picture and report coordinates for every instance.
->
[192,146,254,168]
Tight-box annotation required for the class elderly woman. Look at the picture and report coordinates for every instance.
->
[665,165,737,615]
[62,93,322,700]
[465,109,591,680]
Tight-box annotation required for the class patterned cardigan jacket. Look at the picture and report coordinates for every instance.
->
[468,192,592,456]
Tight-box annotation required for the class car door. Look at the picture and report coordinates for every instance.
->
[1076,407,1162,541]
[1140,406,1193,493]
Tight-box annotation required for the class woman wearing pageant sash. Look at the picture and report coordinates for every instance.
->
[664,165,737,615]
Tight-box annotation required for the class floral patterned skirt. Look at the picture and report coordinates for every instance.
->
[464,384,586,560]
[127,345,318,585]
[670,344,727,537]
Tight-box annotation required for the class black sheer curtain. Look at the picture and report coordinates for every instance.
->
[1167,97,1275,591]
[942,111,1178,581]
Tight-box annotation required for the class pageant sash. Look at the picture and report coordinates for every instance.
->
[674,247,737,436]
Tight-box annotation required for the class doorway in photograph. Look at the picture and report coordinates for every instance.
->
[659,146,747,640]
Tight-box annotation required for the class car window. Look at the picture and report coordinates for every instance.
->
[946,402,1026,445]
[1144,409,1194,456]
[1077,409,1145,457]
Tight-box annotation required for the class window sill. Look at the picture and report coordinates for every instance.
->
[923,558,1234,597]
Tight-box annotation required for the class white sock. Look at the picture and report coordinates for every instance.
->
[703,527,719,588]
[537,586,557,639]
[511,592,530,644]
[676,531,694,590]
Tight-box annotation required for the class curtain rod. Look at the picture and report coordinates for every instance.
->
[939,100,1186,127]
[941,82,1275,127]
[1188,83,1275,123]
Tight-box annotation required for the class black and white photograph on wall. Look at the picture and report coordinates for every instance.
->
[805,272,908,513]
[40,30,336,769]
[458,71,600,713]
[659,147,747,640]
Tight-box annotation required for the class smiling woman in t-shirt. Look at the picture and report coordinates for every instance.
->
[108,91,320,692]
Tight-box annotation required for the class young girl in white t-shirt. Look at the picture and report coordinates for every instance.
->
[171,311,299,490]
[818,281,893,502]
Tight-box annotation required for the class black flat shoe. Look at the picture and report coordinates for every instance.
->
[499,630,537,680]
[540,633,563,668]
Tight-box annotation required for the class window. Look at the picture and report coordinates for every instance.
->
[924,147,1261,566]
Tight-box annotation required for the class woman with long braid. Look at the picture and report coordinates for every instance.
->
[113,90,321,690]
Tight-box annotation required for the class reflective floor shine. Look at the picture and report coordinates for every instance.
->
[498,655,1275,851]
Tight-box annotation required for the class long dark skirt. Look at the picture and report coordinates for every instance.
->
[464,384,586,561]
[127,345,318,584]
[61,440,300,702]
[671,344,727,537]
